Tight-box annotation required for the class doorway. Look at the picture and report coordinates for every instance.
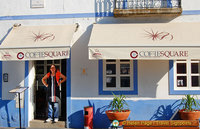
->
[34,59,66,121]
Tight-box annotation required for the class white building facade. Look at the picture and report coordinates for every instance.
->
[0,0,200,128]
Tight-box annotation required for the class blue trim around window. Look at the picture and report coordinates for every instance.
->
[66,57,71,128]
[169,60,200,95]
[98,60,138,95]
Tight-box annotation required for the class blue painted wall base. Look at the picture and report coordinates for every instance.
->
[69,99,181,128]
[0,100,26,127]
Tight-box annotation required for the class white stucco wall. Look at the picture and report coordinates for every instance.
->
[182,0,200,11]
[2,61,25,100]
[2,61,25,109]
[138,60,169,98]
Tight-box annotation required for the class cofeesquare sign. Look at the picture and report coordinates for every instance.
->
[130,50,188,59]
[17,50,69,60]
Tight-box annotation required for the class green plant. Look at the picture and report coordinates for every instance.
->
[181,94,200,112]
[109,93,129,112]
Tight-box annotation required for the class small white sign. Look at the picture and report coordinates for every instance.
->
[31,0,44,8]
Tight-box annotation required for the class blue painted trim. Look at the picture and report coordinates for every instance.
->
[0,13,94,20]
[98,60,103,95]
[0,61,2,100]
[0,10,199,21]
[169,60,174,95]
[24,61,29,127]
[133,60,138,95]
[0,12,113,21]
[182,10,200,15]
[99,60,138,95]
[169,60,200,95]
[66,57,71,128]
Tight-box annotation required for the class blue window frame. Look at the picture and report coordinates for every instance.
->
[98,60,138,95]
[169,60,200,95]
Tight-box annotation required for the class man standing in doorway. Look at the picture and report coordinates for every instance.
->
[42,64,66,123]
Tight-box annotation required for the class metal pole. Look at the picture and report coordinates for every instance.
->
[18,93,22,129]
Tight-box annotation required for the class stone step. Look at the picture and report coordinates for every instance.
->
[29,119,65,128]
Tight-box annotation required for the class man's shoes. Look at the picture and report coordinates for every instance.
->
[54,118,59,122]
[45,118,52,122]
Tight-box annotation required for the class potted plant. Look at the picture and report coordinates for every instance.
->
[105,93,130,126]
[179,94,200,120]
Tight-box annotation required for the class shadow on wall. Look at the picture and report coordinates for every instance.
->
[88,100,111,128]
[150,100,181,120]
[0,27,12,45]
[138,60,169,98]
[68,110,84,128]
[0,101,11,127]
[0,100,23,127]
[68,100,111,128]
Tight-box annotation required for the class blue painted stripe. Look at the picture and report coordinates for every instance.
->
[0,61,2,99]
[169,60,200,95]
[182,10,200,15]
[0,13,94,20]
[24,61,29,127]
[66,57,71,128]
[0,12,113,21]
[0,10,199,21]
[99,60,138,95]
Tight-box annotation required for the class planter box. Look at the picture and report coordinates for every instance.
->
[106,110,131,125]
[179,109,200,120]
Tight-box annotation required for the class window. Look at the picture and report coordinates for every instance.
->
[169,60,200,95]
[174,60,200,90]
[103,60,133,90]
[99,60,138,95]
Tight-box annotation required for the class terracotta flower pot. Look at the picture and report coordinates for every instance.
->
[179,109,200,120]
[106,110,131,126]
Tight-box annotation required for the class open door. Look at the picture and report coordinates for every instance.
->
[34,60,66,120]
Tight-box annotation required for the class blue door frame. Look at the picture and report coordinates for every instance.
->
[66,58,71,128]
